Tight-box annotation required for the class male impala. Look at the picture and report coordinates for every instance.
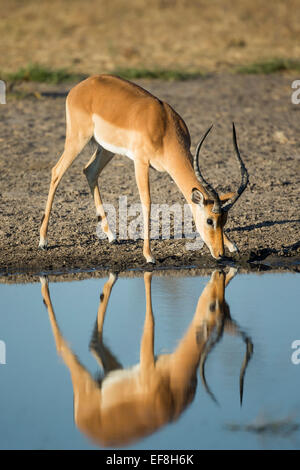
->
[40,269,253,447]
[39,74,249,262]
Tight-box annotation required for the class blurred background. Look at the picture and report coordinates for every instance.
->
[0,0,299,76]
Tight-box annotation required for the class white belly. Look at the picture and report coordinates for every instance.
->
[102,364,140,390]
[95,138,135,160]
[92,113,135,160]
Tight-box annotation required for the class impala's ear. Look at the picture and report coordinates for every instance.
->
[191,188,205,207]
[220,192,236,205]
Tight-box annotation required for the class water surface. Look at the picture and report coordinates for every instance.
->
[0,270,299,450]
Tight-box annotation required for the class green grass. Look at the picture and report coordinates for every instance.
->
[236,58,300,74]
[2,64,205,84]
[2,59,300,87]
[4,63,86,84]
[110,67,206,81]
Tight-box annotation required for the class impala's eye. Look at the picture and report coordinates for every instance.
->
[209,302,216,312]
[207,218,213,226]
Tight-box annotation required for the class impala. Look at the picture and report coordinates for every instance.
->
[40,269,253,447]
[39,74,249,262]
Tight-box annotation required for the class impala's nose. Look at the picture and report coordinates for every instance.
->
[210,246,224,260]
[211,251,221,260]
[214,251,224,261]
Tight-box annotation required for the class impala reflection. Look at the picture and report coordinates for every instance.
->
[40,268,253,447]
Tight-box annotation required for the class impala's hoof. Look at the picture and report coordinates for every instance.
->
[229,267,238,276]
[145,256,156,264]
[38,238,48,250]
[229,243,239,254]
[108,272,118,284]
[39,276,48,286]
[108,232,116,243]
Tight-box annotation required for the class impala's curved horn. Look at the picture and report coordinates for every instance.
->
[199,347,219,405]
[224,317,254,406]
[222,123,249,212]
[193,125,222,214]
[239,336,254,406]
[199,317,225,405]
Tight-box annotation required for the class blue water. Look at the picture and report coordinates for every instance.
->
[0,271,299,450]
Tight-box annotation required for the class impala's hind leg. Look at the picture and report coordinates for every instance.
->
[83,146,115,243]
[39,134,91,249]
[89,273,121,373]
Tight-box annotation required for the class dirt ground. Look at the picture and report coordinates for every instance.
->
[0,73,299,276]
[1,0,300,75]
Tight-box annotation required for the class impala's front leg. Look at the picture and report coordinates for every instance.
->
[223,233,238,254]
[83,147,116,243]
[89,273,121,373]
[140,272,155,376]
[134,160,155,263]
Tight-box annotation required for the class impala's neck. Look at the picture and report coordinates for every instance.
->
[165,150,207,204]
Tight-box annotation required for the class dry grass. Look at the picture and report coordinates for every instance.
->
[0,0,300,76]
